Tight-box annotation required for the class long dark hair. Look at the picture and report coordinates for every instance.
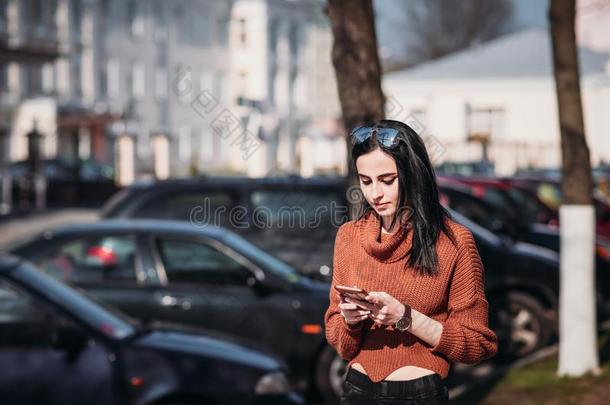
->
[351,119,455,276]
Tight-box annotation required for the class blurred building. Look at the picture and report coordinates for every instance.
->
[225,0,343,177]
[383,27,610,176]
[1,0,232,179]
[1,0,343,183]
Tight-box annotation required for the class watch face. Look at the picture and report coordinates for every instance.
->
[396,317,411,331]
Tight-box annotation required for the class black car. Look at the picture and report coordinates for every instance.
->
[438,182,610,318]
[0,255,303,405]
[7,220,339,403]
[442,210,560,360]
[7,158,118,209]
[99,175,350,277]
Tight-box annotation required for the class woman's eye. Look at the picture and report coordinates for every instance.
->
[383,179,395,185]
[361,181,371,185]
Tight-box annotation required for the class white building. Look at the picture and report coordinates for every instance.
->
[225,0,343,178]
[383,27,610,176]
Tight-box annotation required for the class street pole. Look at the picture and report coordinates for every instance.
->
[26,122,47,212]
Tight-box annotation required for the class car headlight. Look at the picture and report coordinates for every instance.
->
[255,371,290,395]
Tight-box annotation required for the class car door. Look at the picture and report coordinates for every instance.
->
[145,234,291,355]
[29,233,162,323]
[0,279,118,405]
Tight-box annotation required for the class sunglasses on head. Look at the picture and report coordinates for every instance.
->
[350,126,403,149]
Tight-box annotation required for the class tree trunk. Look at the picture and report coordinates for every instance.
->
[549,0,599,377]
[326,0,385,215]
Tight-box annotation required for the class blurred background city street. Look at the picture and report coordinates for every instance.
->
[1,0,610,404]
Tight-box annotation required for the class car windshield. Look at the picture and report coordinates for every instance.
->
[223,232,302,283]
[11,262,137,340]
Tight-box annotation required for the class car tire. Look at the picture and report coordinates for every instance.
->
[489,291,552,360]
[315,345,347,405]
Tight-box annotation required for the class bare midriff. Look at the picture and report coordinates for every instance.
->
[350,363,436,381]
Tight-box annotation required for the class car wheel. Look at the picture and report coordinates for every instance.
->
[315,345,347,404]
[489,291,552,359]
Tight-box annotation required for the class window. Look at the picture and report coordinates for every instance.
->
[407,108,427,132]
[131,63,145,99]
[178,125,191,162]
[70,0,82,35]
[24,64,43,96]
[99,63,107,98]
[215,15,228,46]
[126,0,142,36]
[156,42,167,67]
[0,279,61,347]
[155,69,168,100]
[289,23,299,58]
[214,71,226,102]
[157,100,168,127]
[268,19,279,53]
[36,235,138,283]
[250,191,342,232]
[157,238,251,285]
[466,105,506,141]
[199,70,213,94]
[100,0,111,20]
[71,56,82,97]
[176,10,210,46]
[0,64,7,92]
[238,18,247,46]
[41,62,54,94]
[107,59,119,97]
[0,2,7,34]
[134,191,236,224]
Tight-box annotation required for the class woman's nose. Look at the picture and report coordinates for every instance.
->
[371,183,383,199]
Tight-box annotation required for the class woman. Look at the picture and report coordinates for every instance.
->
[324,120,497,404]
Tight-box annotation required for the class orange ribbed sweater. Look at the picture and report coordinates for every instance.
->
[324,210,497,382]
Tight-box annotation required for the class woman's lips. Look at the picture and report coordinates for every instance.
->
[374,203,389,208]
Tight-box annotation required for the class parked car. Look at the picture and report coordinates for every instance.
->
[437,181,610,318]
[7,220,339,404]
[0,254,303,405]
[12,207,563,371]
[99,175,349,277]
[438,210,561,360]
[6,158,118,209]
[507,177,610,238]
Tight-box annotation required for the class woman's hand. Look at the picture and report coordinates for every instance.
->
[364,291,407,326]
[337,293,371,325]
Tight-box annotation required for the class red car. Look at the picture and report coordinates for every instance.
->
[507,177,610,239]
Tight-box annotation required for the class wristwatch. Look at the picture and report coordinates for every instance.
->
[394,303,412,332]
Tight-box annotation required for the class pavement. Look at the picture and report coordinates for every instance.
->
[0,208,99,250]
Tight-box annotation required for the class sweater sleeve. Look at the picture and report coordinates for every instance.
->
[430,227,498,364]
[323,224,365,361]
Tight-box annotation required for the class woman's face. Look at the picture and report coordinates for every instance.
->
[355,148,400,218]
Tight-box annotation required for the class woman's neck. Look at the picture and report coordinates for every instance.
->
[380,212,406,234]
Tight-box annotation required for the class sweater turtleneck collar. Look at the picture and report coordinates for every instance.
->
[359,210,413,263]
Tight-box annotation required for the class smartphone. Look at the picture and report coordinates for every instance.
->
[334,285,369,303]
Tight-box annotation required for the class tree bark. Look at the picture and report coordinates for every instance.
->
[326,0,385,193]
[549,0,599,377]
